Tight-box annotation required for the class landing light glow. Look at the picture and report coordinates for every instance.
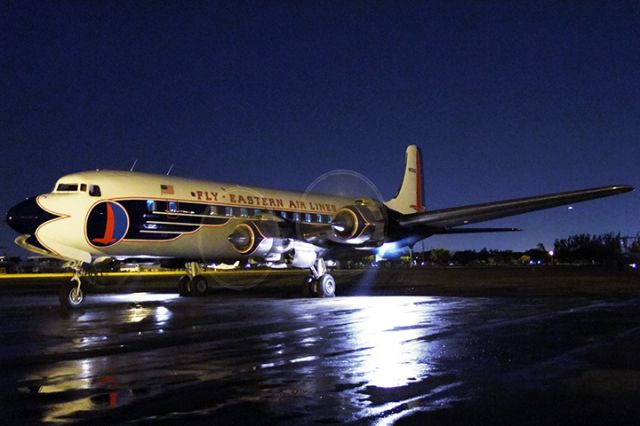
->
[375,242,403,260]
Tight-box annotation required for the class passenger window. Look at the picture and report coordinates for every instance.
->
[225,207,233,217]
[292,212,300,222]
[89,185,101,197]
[208,205,217,215]
[304,213,311,223]
[146,200,156,212]
[280,211,288,220]
[240,208,248,217]
[168,201,178,212]
[316,214,322,223]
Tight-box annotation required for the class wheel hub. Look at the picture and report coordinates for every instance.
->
[69,288,83,304]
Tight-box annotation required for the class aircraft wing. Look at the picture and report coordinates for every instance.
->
[398,185,634,229]
[424,227,522,234]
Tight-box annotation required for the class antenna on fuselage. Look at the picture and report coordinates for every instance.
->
[129,159,138,172]
[166,164,174,175]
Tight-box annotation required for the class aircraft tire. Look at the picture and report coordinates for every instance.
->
[178,276,191,297]
[59,281,85,309]
[303,274,316,297]
[191,275,208,297]
[317,274,336,298]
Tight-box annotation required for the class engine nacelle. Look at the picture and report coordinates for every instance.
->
[289,246,317,268]
[331,202,385,245]
[227,221,320,267]
[227,221,288,257]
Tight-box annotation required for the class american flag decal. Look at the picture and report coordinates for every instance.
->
[161,184,174,195]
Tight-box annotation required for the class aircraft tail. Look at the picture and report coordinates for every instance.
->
[384,145,426,214]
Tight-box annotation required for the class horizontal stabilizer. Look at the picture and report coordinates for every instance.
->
[399,185,634,229]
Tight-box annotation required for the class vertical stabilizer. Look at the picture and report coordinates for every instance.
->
[384,145,426,214]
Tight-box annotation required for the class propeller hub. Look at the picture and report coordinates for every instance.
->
[227,224,256,254]
[331,208,359,239]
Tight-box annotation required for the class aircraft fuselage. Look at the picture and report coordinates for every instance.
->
[7,170,371,263]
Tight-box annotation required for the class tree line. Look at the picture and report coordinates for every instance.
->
[553,233,639,265]
[418,233,640,267]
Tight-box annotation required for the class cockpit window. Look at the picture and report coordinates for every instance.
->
[57,184,78,192]
[89,185,101,197]
[80,184,87,192]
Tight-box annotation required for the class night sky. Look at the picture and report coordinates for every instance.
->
[1,1,638,256]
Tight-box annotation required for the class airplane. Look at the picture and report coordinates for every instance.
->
[212,261,240,271]
[5,145,634,308]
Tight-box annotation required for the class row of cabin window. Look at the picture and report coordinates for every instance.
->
[56,183,101,196]
[147,200,332,224]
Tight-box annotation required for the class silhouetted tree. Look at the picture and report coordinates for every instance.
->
[429,248,451,265]
[553,233,623,265]
[451,250,478,265]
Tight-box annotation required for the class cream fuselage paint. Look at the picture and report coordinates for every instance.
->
[34,170,357,263]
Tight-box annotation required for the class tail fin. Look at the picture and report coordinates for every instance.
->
[384,145,426,214]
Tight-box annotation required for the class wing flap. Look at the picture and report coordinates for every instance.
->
[399,185,633,228]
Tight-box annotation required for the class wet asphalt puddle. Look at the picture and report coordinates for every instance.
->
[2,293,640,424]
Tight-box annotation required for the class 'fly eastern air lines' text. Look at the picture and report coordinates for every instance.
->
[192,191,337,213]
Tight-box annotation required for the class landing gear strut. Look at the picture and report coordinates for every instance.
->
[178,262,208,297]
[59,260,86,309]
[305,258,336,298]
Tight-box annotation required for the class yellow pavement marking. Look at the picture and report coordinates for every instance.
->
[0,269,304,280]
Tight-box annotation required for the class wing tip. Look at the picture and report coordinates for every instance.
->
[610,185,634,193]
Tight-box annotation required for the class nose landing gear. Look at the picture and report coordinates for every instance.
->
[59,261,86,309]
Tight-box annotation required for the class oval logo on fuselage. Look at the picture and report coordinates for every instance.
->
[86,201,129,247]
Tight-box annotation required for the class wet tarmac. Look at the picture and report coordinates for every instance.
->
[2,289,640,425]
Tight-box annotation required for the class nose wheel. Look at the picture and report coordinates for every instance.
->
[59,261,86,309]
[59,280,85,308]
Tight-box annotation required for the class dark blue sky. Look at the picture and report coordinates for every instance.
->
[1,1,638,255]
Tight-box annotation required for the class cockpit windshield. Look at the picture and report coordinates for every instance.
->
[54,182,101,196]
[56,183,79,192]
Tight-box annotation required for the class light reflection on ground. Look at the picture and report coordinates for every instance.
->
[346,297,436,388]
[4,294,639,424]
[105,292,181,303]
[14,295,447,423]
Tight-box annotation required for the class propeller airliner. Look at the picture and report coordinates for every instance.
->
[5,146,633,308]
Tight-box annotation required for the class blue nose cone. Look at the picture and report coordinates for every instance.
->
[6,197,57,235]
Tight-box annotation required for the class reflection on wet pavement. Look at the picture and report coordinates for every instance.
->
[2,293,640,424]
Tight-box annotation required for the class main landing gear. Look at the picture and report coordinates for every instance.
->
[177,262,208,297]
[59,260,86,309]
[305,258,336,298]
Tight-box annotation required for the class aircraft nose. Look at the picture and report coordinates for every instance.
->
[6,197,57,235]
